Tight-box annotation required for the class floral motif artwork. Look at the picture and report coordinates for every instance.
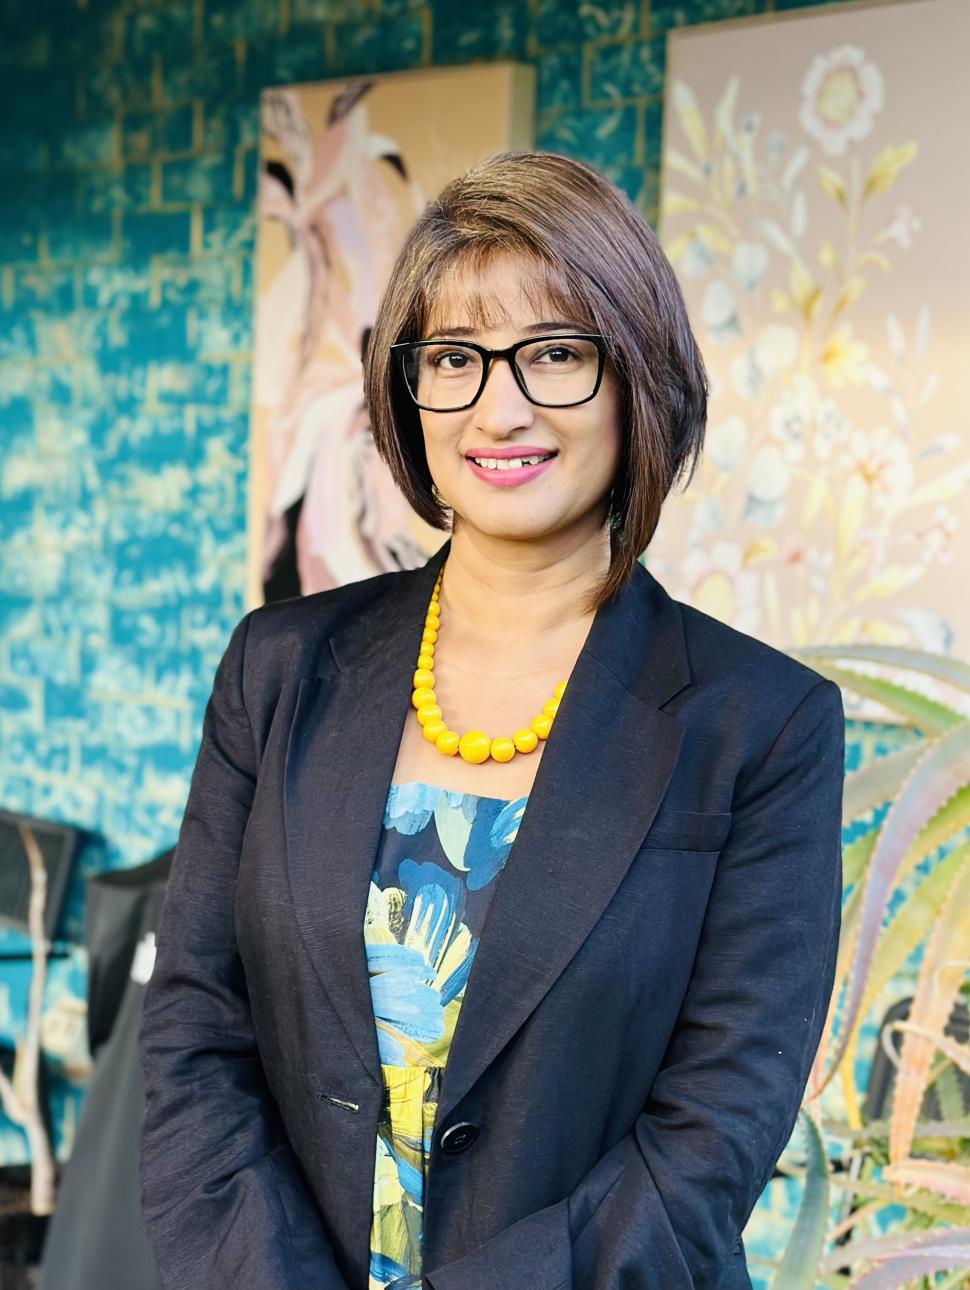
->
[653,0,970,711]
[249,65,534,606]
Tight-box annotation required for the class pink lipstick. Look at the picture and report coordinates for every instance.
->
[465,449,557,488]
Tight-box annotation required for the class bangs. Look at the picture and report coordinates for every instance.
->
[414,244,598,339]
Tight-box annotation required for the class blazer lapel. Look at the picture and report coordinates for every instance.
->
[431,546,692,1125]
[283,544,449,1087]
[282,537,693,1114]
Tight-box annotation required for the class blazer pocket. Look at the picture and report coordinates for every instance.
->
[639,807,733,853]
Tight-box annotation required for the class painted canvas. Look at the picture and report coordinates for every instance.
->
[249,63,534,607]
[655,0,970,719]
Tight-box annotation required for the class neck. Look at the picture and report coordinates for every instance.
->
[435,526,611,663]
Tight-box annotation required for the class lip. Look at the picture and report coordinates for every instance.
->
[465,454,556,488]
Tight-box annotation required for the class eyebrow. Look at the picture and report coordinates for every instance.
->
[425,321,583,339]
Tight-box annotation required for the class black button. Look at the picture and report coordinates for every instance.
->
[439,1121,479,1154]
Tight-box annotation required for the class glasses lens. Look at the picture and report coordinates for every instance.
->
[402,343,484,410]
[515,337,601,406]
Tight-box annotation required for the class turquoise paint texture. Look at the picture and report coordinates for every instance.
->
[0,0,901,1273]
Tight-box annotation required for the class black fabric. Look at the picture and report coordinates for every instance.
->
[39,852,173,1290]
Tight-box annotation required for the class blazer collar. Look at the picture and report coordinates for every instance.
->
[283,538,692,1123]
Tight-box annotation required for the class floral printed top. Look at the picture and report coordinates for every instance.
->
[365,779,529,1290]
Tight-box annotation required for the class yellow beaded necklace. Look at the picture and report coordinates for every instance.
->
[411,564,568,764]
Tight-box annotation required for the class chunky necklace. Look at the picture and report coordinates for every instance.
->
[412,564,567,764]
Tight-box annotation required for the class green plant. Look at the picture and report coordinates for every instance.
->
[767,644,970,1288]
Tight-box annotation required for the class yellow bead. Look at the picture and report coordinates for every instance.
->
[417,704,442,727]
[435,730,460,756]
[543,697,560,717]
[412,686,436,709]
[417,652,434,670]
[513,728,539,754]
[413,668,435,688]
[458,730,491,764]
[490,737,516,763]
[530,714,552,740]
[554,681,567,699]
[422,627,437,645]
[422,720,447,743]
[425,612,440,630]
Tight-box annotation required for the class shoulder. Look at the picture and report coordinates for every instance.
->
[655,574,844,765]
[237,566,406,688]
[678,594,836,702]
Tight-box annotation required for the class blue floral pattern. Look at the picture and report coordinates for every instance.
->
[365,779,528,1290]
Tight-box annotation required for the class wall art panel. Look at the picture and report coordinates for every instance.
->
[249,63,534,605]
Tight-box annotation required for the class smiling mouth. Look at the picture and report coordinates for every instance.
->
[466,452,557,471]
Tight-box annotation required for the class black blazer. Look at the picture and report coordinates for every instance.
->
[139,536,845,1290]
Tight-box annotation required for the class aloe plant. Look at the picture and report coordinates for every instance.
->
[761,644,970,1288]
[769,1111,830,1290]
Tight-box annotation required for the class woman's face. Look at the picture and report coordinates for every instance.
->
[417,253,622,550]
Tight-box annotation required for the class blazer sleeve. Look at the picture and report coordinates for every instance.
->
[423,678,846,1290]
[138,613,351,1290]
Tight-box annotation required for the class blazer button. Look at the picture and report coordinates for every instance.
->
[439,1121,479,1154]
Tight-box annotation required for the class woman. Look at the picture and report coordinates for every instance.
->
[139,151,845,1290]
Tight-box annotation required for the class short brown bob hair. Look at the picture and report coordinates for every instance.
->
[364,149,708,613]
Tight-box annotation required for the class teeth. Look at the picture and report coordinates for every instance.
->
[470,454,552,470]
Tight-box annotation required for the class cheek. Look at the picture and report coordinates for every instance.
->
[420,414,462,468]
[579,397,622,480]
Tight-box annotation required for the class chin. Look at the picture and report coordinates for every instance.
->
[461,515,561,543]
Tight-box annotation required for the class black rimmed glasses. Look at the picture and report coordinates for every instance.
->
[390,334,610,412]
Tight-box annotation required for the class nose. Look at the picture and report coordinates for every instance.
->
[473,354,534,430]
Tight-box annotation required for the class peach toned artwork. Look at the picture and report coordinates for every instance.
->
[248,64,534,606]
[653,0,970,715]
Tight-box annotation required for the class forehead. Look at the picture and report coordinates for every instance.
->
[420,249,590,335]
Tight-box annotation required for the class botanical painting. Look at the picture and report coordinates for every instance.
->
[249,63,534,607]
[654,3,970,1284]
[654,0,969,721]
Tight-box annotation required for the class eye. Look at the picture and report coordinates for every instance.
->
[534,344,579,364]
[425,348,477,373]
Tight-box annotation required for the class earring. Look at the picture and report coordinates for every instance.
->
[608,485,622,532]
[432,483,450,509]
